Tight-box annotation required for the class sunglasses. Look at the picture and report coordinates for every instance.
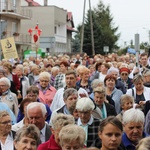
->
[121,73,128,76]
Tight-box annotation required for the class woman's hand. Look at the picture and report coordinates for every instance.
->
[139,101,146,106]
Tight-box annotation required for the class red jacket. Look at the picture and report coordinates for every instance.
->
[37,134,61,150]
[12,74,20,91]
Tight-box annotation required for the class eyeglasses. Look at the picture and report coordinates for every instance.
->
[0,120,12,125]
[40,80,49,82]
[121,73,128,76]
[0,85,7,87]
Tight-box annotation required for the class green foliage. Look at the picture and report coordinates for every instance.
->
[72,0,120,55]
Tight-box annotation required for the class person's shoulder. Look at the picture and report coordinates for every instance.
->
[37,140,50,149]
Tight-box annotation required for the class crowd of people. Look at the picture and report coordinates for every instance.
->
[0,52,150,150]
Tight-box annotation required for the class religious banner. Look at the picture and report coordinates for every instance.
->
[0,37,18,59]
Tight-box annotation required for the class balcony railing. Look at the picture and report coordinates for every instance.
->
[1,31,31,45]
[0,2,32,19]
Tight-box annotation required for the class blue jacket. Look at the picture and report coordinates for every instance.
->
[17,98,52,123]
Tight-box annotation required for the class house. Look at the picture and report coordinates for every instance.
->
[0,0,32,59]
[21,0,76,55]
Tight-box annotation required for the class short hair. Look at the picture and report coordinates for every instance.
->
[39,71,50,80]
[0,110,10,119]
[140,52,148,58]
[3,62,12,72]
[76,97,95,111]
[102,62,110,69]
[91,79,104,89]
[14,124,40,146]
[76,65,90,76]
[120,94,134,107]
[107,67,119,76]
[133,74,144,83]
[59,124,86,147]
[104,74,116,86]
[99,116,123,132]
[51,66,59,74]
[123,108,145,124]
[26,86,39,95]
[136,137,150,150]
[51,113,75,130]
[19,98,35,114]
[95,62,102,71]
[0,69,6,76]
[0,77,11,88]
[27,102,47,117]
[16,64,24,72]
[60,61,69,67]
[65,70,77,77]
[63,88,78,100]
[94,86,106,95]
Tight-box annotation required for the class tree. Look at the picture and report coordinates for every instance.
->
[73,0,120,55]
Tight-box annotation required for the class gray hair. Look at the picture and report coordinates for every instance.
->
[76,97,95,111]
[26,102,47,117]
[63,88,78,100]
[107,67,119,76]
[16,64,24,73]
[91,79,104,89]
[0,77,11,88]
[51,113,75,130]
[14,124,40,146]
[136,137,150,150]
[120,94,134,106]
[39,71,51,80]
[123,108,145,125]
[59,124,86,147]
[51,66,59,73]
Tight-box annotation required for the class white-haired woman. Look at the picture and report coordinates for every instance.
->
[16,64,30,104]
[0,77,18,116]
[122,108,148,150]
[76,97,101,147]
[37,71,56,107]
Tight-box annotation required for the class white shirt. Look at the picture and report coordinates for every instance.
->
[40,124,46,143]
[50,87,89,112]
[1,132,14,150]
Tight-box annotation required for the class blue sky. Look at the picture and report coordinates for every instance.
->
[36,0,150,47]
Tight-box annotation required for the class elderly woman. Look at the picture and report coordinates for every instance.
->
[107,67,126,94]
[3,62,20,91]
[136,137,150,150]
[93,87,117,119]
[76,65,92,95]
[118,67,133,91]
[16,64,30,104]
[122,108,148,150]
[37,113,75,150]
[14,124,40,150]
[12,98,35,132]
[0,111,15,150]
[76,97,100,147]
[0,77,18,116]
[89,79,104,101]
[59,124,86,150]
[97,116,124,150]
[126,74,150,109]
[104,74,123,114]
[116,94,134,122]
[36,71,56,107]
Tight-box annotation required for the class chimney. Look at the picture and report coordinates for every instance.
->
[44,0,48,6]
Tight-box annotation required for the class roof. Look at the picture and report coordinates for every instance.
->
[25,0,41,6]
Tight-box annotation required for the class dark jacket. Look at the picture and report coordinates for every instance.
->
[105,102,117,116]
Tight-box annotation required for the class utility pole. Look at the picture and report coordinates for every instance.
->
[80,0,86,53]
[89,0,95,55]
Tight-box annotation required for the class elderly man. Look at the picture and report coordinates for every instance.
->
[37,113,75,150]
[76,97,100,147]
[50,70,88,112]
[27,102,51,143]
[122,108,148,150]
